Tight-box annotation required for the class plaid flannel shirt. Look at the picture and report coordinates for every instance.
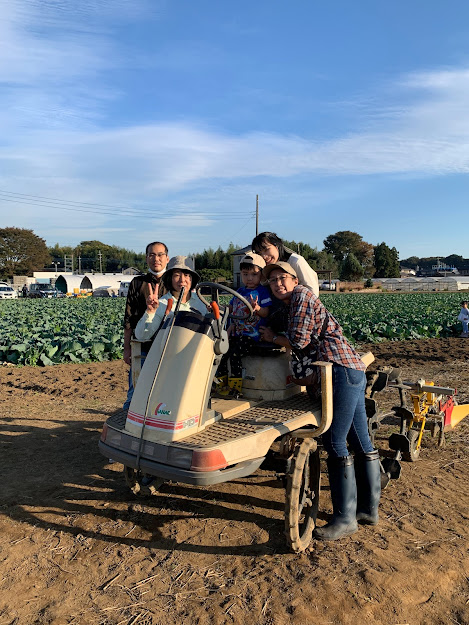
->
[287,285,365,371]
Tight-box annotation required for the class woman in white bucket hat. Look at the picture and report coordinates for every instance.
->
[135,256,207,341]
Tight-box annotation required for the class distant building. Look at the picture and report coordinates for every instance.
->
[55,273,132,295]
[122,267,141,275]
[231,245,253,288]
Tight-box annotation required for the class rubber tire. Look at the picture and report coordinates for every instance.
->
[402,429,421,462]
[285,440,320,553]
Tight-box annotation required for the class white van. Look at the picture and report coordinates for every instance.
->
[0,283,18,299]
[119,281,131,297]
[320,280,338,291]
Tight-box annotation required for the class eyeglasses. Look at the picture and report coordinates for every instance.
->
[147,252,167,259]
[267,274,292,285]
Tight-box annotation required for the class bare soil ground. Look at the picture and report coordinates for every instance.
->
[1,338,468,625]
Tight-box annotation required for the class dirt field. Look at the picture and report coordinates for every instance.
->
[1,338,468,625]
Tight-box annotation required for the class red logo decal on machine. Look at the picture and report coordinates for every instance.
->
[155,402,171,416]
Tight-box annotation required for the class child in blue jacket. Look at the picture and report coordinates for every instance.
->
[217,253,272,395]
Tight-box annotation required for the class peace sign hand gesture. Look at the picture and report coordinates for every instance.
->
[146,283,159,314]
[249,294,260,313]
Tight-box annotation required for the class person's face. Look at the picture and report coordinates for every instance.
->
[257,240,279,265]
[171,270,192,294]
[267,268,298,301]
[241,266,262,289]
[463,303,468,309]
[146,244,168,273]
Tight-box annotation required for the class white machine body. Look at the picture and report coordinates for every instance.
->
[125,312,218,443]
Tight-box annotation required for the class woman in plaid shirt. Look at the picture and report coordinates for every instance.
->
[259,262,380,542]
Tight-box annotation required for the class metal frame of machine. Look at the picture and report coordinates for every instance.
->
[365,366,469,479]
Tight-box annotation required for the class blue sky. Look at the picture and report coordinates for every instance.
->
[1,0,469,261]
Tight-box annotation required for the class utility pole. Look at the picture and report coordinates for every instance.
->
[256,194,259,236]
[78,256,82,274]
[64,255,73,273]
[98,250,103,274]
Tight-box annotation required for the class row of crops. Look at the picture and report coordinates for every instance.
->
[1,298,126,366]
[0,292,465,366]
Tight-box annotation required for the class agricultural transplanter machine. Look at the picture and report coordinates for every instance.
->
[99,282,469,552]
[99,282,358,552]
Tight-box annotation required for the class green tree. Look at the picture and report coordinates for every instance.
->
[193,243,240,280]
[324,231,364,262]
[400,256,420,269]
[49,241,147,273]
[323,230,374,276]
[283,240,320,265]
[374,242,400,278]
[198,268,232,282]
[315,250,339,275]
[0,228,51,278]
[444,254,464,267]
[340,253,364,281]
[282,239,342,276]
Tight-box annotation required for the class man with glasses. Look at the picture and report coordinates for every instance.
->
[122,241,169,411]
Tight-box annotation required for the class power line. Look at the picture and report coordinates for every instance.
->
[0,189,255,220]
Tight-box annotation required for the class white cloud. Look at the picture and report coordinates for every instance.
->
[1,0,469,254]
[3,1,469,184]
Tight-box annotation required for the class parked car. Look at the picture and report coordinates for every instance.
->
[28,284,59,298]
[93,287,119,297]
[320,280,338,291]
[118,281,131,297]
[0,283,18,299]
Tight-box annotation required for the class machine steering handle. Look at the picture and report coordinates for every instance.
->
[196,282,254,320]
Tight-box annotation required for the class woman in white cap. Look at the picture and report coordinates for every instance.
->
[259,261,380,542]
[135,256,207,341]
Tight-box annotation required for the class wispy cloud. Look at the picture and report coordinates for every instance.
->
[1,1,469,253]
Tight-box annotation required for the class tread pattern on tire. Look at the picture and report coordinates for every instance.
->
[285,439,320,553]
[402,429,421,462]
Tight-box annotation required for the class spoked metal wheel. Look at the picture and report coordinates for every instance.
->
[123,466,165,496]
[285,439,321,553]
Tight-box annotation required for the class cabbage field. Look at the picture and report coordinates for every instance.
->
[0,292,465,365]
[0,298,125,366]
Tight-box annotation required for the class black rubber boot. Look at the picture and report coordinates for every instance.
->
[354,450,381,525]
[313,456,358,541]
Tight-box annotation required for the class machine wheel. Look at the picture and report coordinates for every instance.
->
[284,439,320,553]
[402,429,421,462]
[123,466,164,496]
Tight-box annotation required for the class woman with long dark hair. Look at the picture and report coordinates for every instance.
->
[251,231,319,296]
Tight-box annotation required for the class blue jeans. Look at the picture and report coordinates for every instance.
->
[462,320,468,334]
[123,353,147,411]
[321,364,374,458]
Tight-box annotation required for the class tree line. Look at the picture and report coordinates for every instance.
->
[401,254,469,271]
[4,225,465,281]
